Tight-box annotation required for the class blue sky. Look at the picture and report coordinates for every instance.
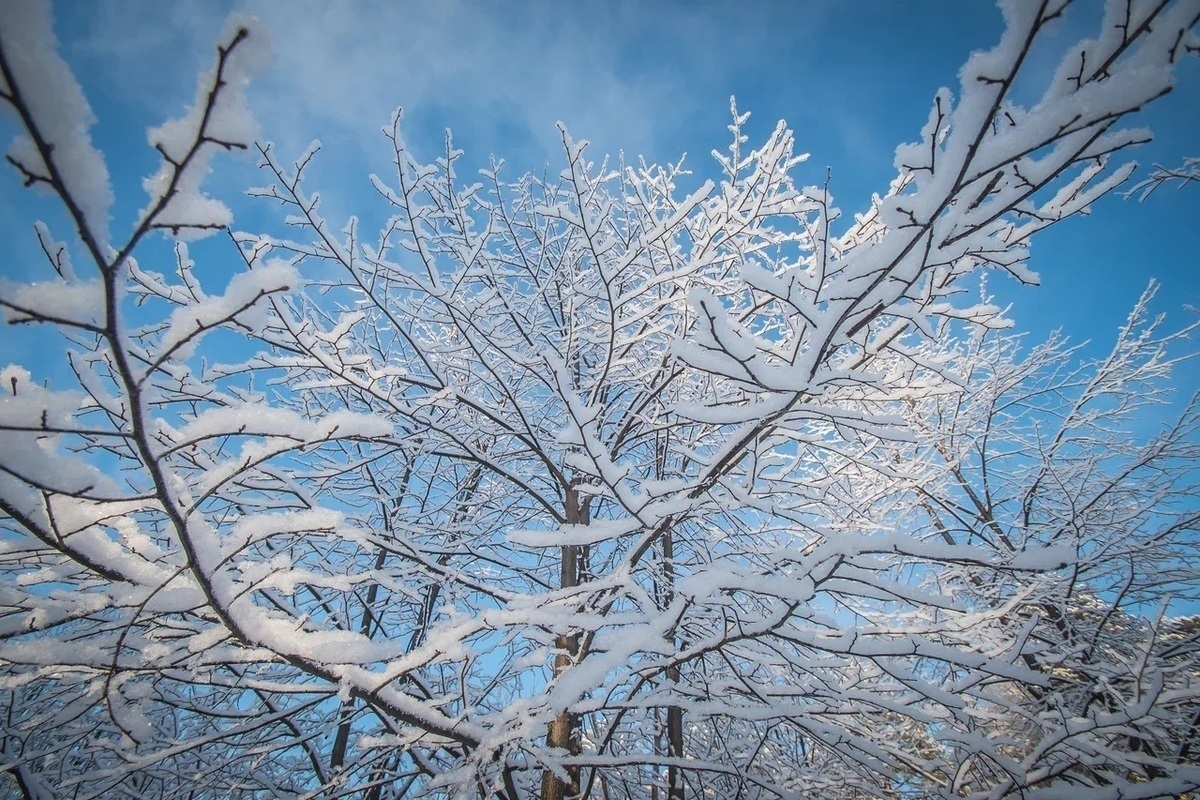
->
[2,0,1198,378]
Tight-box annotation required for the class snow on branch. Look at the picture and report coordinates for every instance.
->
[0,0,1198,798]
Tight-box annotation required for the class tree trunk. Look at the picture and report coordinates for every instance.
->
[542,485,588,800]
[663,530,685,800]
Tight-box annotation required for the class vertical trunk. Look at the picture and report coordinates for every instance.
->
[332,524,391,773]
[542,485,588,800]
[651,432,685,799]
[665,692,684,799]
[662,530,685,800]
[333,469,416,776]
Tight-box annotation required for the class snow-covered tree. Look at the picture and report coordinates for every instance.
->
[895,287,1200,797]
[1,1,1198,798]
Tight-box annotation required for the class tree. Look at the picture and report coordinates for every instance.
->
[1,1,1198,798]
[895,287,1200,797]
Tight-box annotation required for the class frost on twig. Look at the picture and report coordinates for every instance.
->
[138,17,272,238]
[1127,156,1200,200]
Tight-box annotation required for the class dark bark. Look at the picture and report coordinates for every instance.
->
[542,485,589,800]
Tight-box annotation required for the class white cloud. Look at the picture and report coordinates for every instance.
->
[53,0,863,231]
[239,0,689,166]
[65,0,231,117]
[64,0,805,173]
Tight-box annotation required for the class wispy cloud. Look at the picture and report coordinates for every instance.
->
[63,0,811,173]
[238,0,786,168]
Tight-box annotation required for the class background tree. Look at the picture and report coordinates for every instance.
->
[1,0,1198,798]
[896,288,1200,796]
